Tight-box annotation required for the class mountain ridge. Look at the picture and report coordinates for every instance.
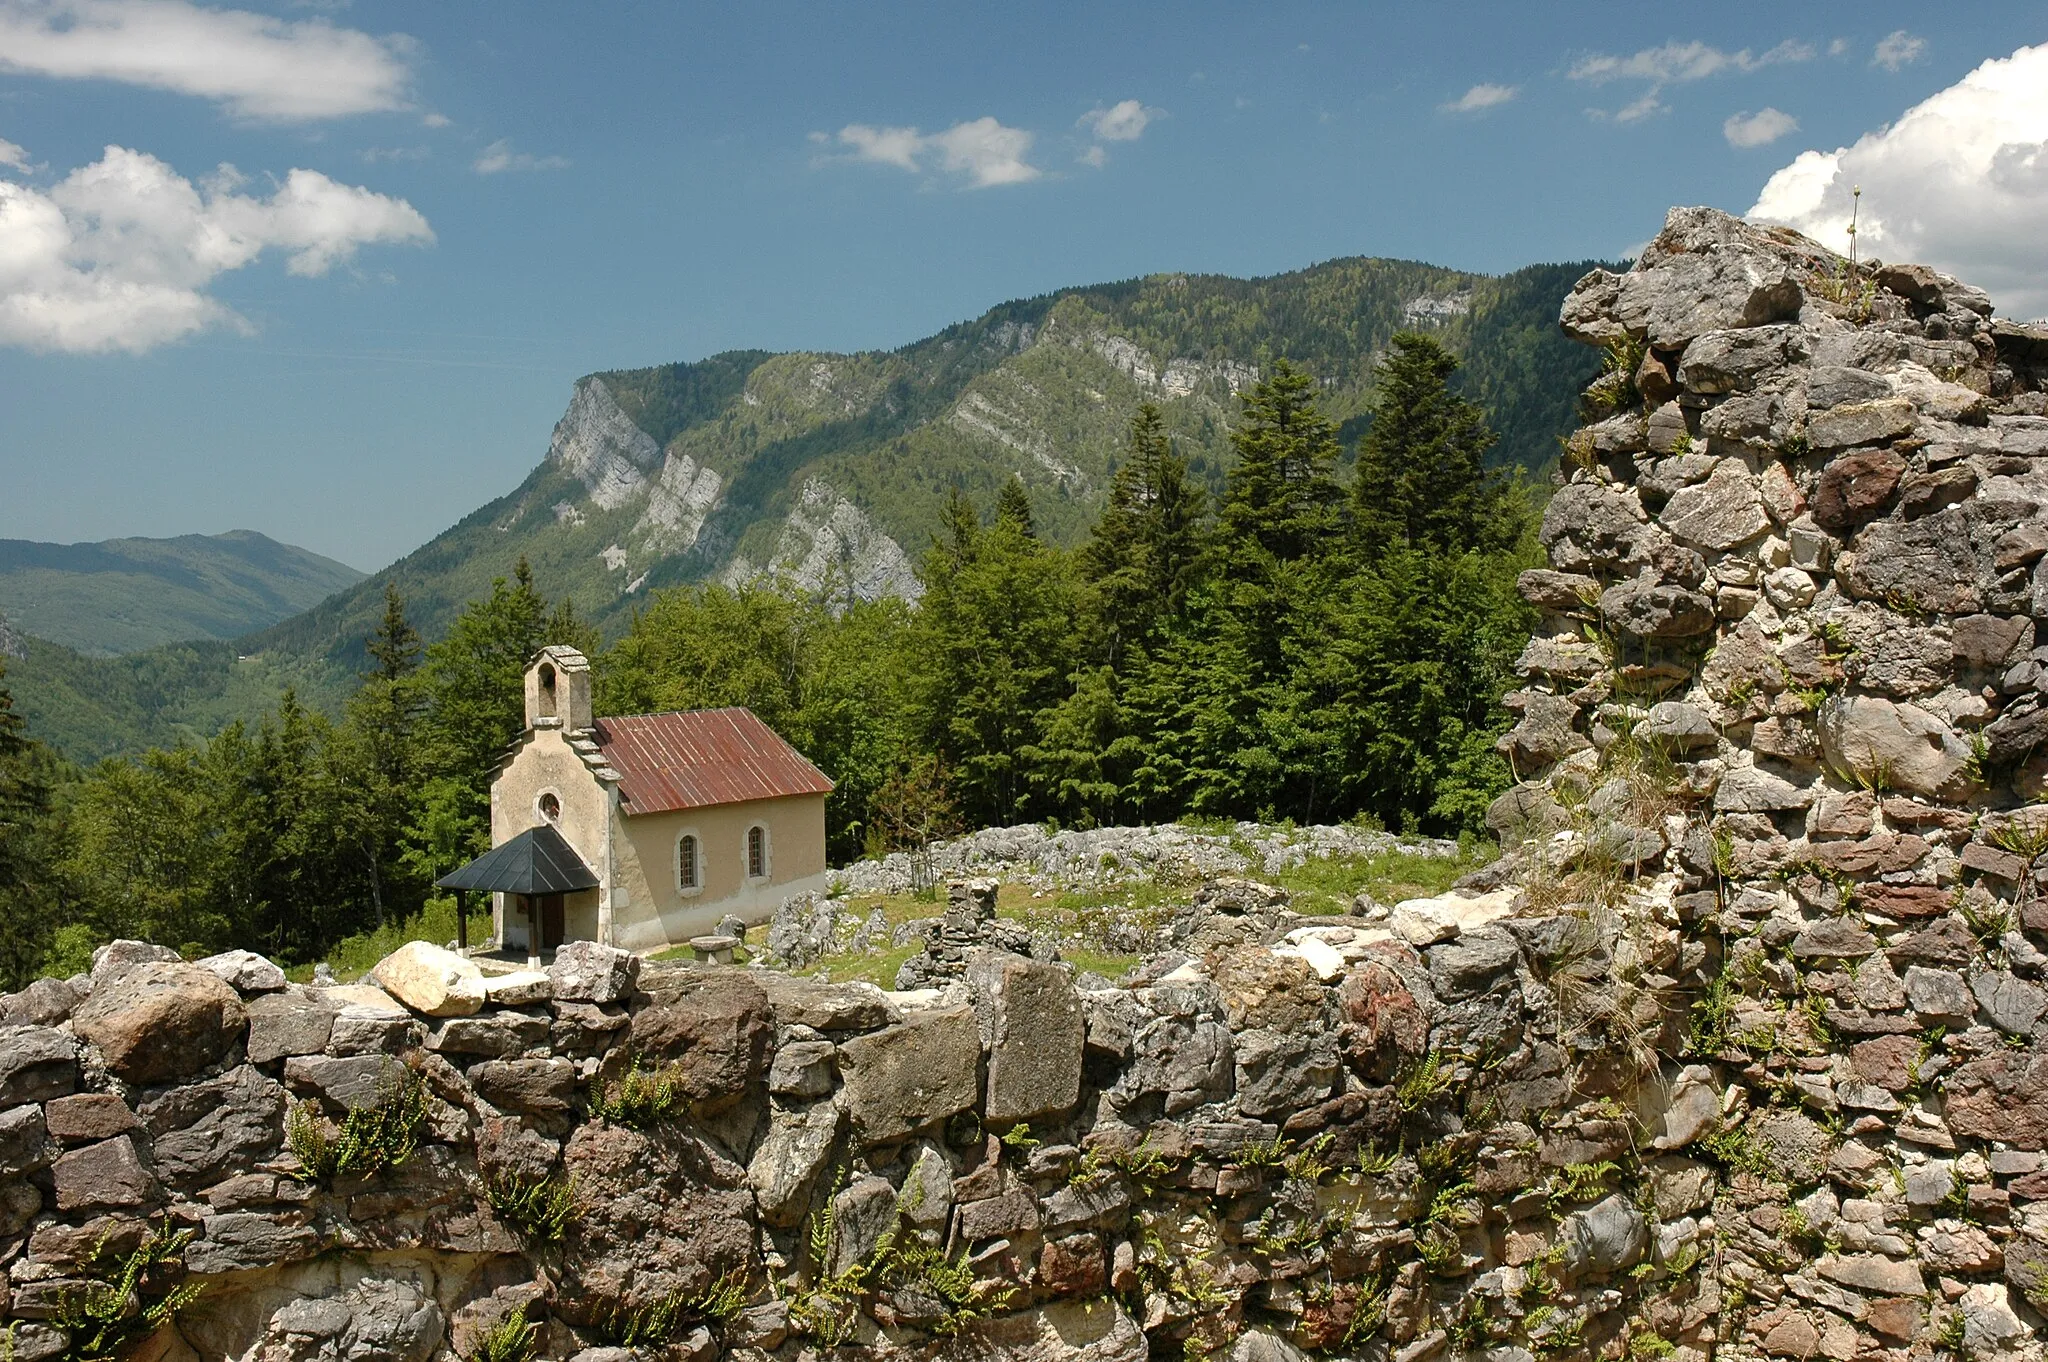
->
[6,252,1606,763]
[0,529,364,656]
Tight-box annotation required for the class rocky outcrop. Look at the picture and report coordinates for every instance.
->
[718,478,921,606]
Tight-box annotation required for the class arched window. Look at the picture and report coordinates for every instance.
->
[537,791,561,822]
[747,825,768,879]
[678,834,701,892]
[537,662,557,717]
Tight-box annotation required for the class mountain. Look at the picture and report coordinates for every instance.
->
[0,531,364,655]
[5,254,1604,764]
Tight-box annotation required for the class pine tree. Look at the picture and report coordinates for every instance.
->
[338,584,426,929]
[1352,332,1519,559]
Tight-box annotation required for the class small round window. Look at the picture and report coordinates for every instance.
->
[538,791,561,822]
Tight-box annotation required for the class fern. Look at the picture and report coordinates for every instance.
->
[286,1064,428,1184]
[54,1220,205,1362]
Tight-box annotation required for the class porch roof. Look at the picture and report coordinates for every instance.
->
[434,823,600,895]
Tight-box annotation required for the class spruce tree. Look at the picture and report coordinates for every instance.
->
[1215,359,1344,569]
[0,661,56,987]
[994,476,1037,539]
[1352,332,1517,559]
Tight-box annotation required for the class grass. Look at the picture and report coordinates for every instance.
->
[785,835,1495,987]
[1267,843,1488,914]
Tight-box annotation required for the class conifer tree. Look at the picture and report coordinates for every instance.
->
[1352,332,1519,558]
[1215,359,1344,570]
[0,661,57,987]
[994,476,1037,539]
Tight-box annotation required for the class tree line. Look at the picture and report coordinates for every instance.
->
[0,334,1538,986]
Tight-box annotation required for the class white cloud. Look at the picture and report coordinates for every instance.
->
[0,0,413,120]
[1724,107,1798,147]
[0,138,28,171]
[829,117,1040,188]
[0,142,432,353]
[1571,37,1814,122]
[1442,83,1517,114]
[361,145,428,164]
[420,112,451,129]
[1750,42,2048,317]
[1874,30,1926,72]
[1079,99,1156,141]
[472,140,569,175]
[1828,38,1851,58]
[1078,144,1106,169]
[1568,38,1812,85]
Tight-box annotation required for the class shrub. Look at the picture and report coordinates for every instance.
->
[466,1315,536,1362]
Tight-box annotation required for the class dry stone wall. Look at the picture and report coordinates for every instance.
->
[1492,206,2048,1362]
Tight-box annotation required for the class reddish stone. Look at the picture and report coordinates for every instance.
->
[1851,1035,1922,1092]
[1949,1050,2048,1149]
[1812,834,1929,876]
[1811,447,1906,532]
[1882,799,1974,834]
[1336,961,1429,1083]
[1856,885,1954,920]
[1963,841,2029,883]
[1865,1297,1922,1342]
[42,1093,137,1144]
[1038,1232,1105,1296]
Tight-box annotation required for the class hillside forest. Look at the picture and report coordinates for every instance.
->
[0,336,1541,987]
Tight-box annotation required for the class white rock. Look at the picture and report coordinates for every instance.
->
[482,970,553,1005]
[194,948,287,994]
[1390,888,1517,945]
[1156,961,1209,985]
[1275,936,1347,983]
[370,941,486,1017]
[315,984,408,1014]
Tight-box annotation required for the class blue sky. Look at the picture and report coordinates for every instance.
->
[2,2,2044,570]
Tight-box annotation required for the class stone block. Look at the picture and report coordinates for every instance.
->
[970,952,1083,1126]
[372,941,486,1017]
[835,1006,982,1144]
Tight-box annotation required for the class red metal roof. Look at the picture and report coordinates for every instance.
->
[593,707,834,815]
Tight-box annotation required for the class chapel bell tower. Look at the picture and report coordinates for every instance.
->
[524,645,592,732]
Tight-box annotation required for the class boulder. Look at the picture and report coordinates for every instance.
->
[184,1211,323,1275]
[140,1064,286,1189]
[826,1175,896,1277]
[1560,1194,1648,1276]
[628,970,772,1109]
[42,1093,136,1145]
[1714,764,1813,811]
[245,990,342,1065]
[71,961,248,1085]
[89,939,180,988]
[469,1057,578,1120]
[547,940,639,1004]
[1659,457,1768,550]
[52,1134,156,1213]
[0,978,77,1027]
[423,1011,549,1058]
[1810,398,1916,452]
[835,1007,982,1144]
[1599,571,1716,639]
[1639,700,1718,753]
[970,952,1084,1125]
[246,1277,440,1360]
[0,1104,55,1177]
[195,949,287,994]
[767,1040,837,1099]
[0,1026,76,1106]
[371,941,486,1017]
[754,974,898,1032]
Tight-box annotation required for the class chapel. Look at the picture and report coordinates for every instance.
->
[439,646,833,955]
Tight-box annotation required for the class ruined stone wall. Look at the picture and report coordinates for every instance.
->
[8,206,2048,1362]
[1493,206,2048,1362]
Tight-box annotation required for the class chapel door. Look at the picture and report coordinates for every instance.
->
[540,894,566,949]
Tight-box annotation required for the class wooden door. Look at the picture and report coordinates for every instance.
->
[540,894,566,949]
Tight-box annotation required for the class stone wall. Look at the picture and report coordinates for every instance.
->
[1490,206,2048,1362]
[8,206,2048,1362]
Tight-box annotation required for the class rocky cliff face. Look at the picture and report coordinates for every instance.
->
[1489,206,2048,1362]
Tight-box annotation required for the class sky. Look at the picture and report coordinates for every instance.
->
[2,2,2045,571]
